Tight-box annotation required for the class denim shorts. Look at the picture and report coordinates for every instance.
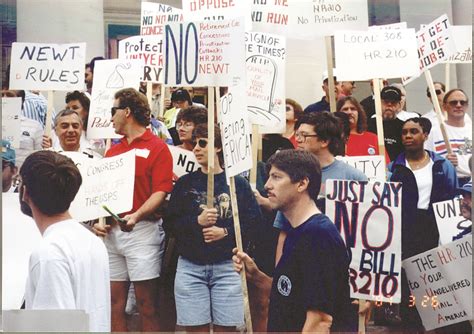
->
[174,256,244,327]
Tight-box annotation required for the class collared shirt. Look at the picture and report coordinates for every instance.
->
[22,91,48,128]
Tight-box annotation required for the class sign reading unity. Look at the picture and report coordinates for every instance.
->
[246,32,285,131]
[1,97,22,149]
[336,155,386,181]
[63,150,135,222]
[141,1,183,36]
[326,179,402,302]
[220,89,252,177]
[251,0,289,35]
[433,198,472,245]
[403,238,472,330]
[443,25,472,64]
[9,42,86,91]
[335,29,419,80]
[119,35,164,82]
[182,0,252,29]
[164,18,246,87]
[87,59,142,139]
[168,145,200,180]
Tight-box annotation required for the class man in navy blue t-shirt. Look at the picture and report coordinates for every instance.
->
[233,149,352,332]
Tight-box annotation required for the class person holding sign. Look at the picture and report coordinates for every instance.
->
[233,149,352,332]
[92,88,173,332]
[165,124,261,332]
[20,151,110,332]
[423,81,446,124]
[425,88,472,186]
[304,70,341,114]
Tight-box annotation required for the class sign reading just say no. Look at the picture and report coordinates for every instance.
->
[10,42,86,91]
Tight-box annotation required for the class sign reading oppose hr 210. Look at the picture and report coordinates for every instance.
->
[220,91,252,178]
[141,2,183,36]
[164,18,246,87]
[9,42,86,91]
[433,198,472,245]
[246,32,285,131]
[335,29,419,81]
[1,97,22,149]
[63,150,135,222]
[326,180,402,302]
[403,239,472,331]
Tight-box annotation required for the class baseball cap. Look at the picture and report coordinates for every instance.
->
[381,86,402,102]
[2,140,16,165]
[322,69,338,82]
[456,181,472,195]
[171,89,192,103]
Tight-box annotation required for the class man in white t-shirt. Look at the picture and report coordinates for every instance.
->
[425,88,472,185]
[19,150,110,332]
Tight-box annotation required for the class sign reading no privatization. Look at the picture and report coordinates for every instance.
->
[1,97,22,149]
[164,18,246,87]
[9,42,86,91]
[335,29,419,81]
[403,238,472,330]
[141,1,183,36]
[443,25,472,64]
[326,179,402,302]
[433,198,472,245]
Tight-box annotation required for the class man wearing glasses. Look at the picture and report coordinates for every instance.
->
[93,88,173,331]
[425,88,472,186]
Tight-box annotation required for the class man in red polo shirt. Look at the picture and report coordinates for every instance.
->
[93,88,173,331]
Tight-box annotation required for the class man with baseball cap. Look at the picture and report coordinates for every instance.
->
[2,140,18,192]
[367,86,405,161]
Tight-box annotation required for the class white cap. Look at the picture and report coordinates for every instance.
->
[322,68,338,81]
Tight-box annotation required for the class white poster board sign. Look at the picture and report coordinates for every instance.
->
[141,1,183,36]
[2,193,42,310]
[182,0,252,29]
[9,42,86,91]
[336,155,386,181]
[326,179,402,302]
[87,59,142,140]
[119,35,164,83]
[433,198,472,245]
[289,0,369,39]
[63,150,136,222]
[403,238,472,330]
[251,0,289,35]
[245,32,285,132]
[164,18,246,87]
[443,25,472,64]
[335,29,419,81]
[368,22,408,30]
[2,97,22,149]
[219,89,253,178]
[168,144,200,179]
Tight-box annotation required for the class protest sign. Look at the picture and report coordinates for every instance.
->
[62,150,135,222]
[119,35,164,83]
[3,193,42,310]
[335,29,419,81]
[1,97,22,149]
[326,179,402,302]
[245,32,285,132]
[168,144,200,179]
[336,155,386,181]
[182,0,252,29]
[288,0,368,39]
[164,18,246,87]
[433,198,472,245]
[87,59,142,139]
[141,1,183,36]
[219,89,252,177]
[251,0,289,35]
[9,42,86,91]
[403,238,472,330]
[443,25,472,64]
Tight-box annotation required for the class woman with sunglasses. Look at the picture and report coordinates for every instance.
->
[165,124,261,332]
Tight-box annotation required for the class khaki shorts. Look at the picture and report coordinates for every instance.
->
[105,219,165,281]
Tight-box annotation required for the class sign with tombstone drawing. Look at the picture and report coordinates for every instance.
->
[433,198,472,244]
[2,97,22,148]
[245,32,285,133]
[87,59,142,139]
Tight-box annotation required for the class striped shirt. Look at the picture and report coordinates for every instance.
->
[22,91,48,127]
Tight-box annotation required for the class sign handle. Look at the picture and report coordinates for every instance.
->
[146,82,153,109]
[445,63,450,92]
[325,36,337,113]
[358,299,366,334]
[249,124,259,190]
[97,138,112,237]
[207,86,215,208]
[159,84,167,119]
[44,91,54,137]
[229,176,253,334]
[373,79,387,158]
[425,70,452,154]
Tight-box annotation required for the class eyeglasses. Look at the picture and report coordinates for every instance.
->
[447,100,468,107]
[194,139,208,148]
[176,121,194,129]
[111,106,127,117]
[295,132,318,141]
[427,89,444,98]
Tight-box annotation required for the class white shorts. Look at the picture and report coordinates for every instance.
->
[105,219,165,282]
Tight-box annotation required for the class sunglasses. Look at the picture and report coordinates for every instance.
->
[194,139,208,148]
[111,106,127,117]
[447,100,468,107]
[427,89,443,98]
